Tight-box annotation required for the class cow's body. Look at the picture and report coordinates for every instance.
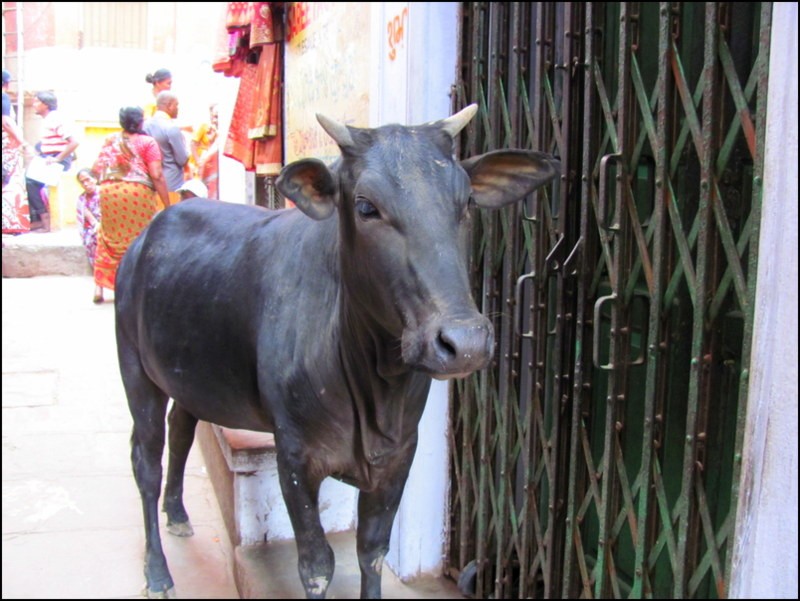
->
[117,105,559,598]
[118,202,427,486]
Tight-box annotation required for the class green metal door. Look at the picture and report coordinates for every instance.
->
[448,2,771,598]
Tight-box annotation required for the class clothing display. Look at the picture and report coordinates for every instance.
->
[214,2,284,176]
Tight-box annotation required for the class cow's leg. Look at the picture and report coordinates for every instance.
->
[162,402,198,537]
[119,345,173,598]
[355,460,413,599]
[276,449,334,599]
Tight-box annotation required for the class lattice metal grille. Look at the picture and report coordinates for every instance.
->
[448,3,770,599]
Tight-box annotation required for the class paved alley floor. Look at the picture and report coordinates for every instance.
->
[2,276,239,599]
[2,275,466,600]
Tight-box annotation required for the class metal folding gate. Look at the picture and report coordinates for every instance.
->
[447,3,771,598]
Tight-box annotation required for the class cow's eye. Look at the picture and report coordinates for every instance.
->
[355,199,380,220]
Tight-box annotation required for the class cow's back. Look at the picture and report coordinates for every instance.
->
[115,200,340,431]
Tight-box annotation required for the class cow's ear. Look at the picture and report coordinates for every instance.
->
[461,150,560,209]
[276,158,337,220]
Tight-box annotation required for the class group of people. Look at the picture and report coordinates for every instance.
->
[2,67,218,304]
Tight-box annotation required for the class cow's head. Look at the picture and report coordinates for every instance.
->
[276,105,559,379]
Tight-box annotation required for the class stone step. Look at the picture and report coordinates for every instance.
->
[195,421,357,547]
[234,529,465,599]
[195,422,464,599]
[2,228,91,277]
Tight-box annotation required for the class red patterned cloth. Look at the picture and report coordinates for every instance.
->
[2,132,30,233]
[226,2,251,28]
[286,2,311,43]
[213,2,284,75]
[250,2,276,45]
[93,181,157,290]
[252,44,282,175]
[212,29,248,77]
[223,61,258,169]
[92,132,162,187]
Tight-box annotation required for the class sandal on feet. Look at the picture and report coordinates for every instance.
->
[93,287,104,304]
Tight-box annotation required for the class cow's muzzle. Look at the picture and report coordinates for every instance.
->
[403,315,495,379]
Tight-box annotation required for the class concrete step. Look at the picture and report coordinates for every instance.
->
[196,422,357,548]
[195,422,464,599]
[2,228,91,277]
[235,530,465,599]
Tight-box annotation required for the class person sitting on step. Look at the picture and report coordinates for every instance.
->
[25,90,79,232]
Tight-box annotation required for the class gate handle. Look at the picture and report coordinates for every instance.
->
[545,235,566,274]
[592,291,651,368]
[562,236,583,277]
[628,289,651,366]
[593,293,618,370]
[598,153,623,232]
[515,271,537,339]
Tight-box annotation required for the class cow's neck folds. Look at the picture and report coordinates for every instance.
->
[339,305,428,466]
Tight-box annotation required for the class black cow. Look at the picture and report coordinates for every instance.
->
[116,104,559,599]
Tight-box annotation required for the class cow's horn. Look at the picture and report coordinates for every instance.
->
[441,103,478,138]
[316,113,355,148]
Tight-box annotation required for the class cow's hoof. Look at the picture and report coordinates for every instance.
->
[141,584,176,598]
[166,520,194,537]
[458,559,478,598]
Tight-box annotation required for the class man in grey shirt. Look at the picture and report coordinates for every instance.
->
[144,91,189,206]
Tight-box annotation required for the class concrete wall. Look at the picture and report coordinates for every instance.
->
[368,1,461,580]
[729,3,799,598]
[284,2,372,164]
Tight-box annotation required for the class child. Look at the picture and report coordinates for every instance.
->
[75,168,104,303]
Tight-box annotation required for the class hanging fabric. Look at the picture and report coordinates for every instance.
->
[214,2,284,175]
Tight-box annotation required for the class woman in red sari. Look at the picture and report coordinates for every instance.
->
[2,69,31,234]
[91,106,170,296]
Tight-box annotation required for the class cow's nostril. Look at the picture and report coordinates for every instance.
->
[430,321,493,374]
[436,330,458,359]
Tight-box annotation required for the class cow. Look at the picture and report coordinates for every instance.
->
[115,104,559,599]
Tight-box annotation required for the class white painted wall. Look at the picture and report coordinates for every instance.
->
[368,1,461,581]
[729,4,799,598]
[275,2,459,579]
[231,450,357,545]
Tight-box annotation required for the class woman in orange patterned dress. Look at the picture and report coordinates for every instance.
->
[91,107,170,296]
